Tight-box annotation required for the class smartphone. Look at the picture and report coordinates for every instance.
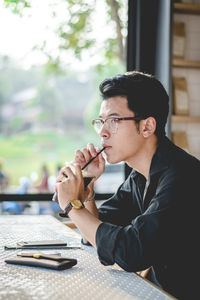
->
[83,176,93,188]
[17,240,67,248]
[5,256,77,271]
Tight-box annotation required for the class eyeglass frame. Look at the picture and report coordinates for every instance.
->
[91,116,143,133]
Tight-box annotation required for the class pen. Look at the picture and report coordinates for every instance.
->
[52,146,105,202]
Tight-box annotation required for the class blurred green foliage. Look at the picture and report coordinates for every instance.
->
[0,130,99,185]
[3,0,127,72]
[1,0,127,189]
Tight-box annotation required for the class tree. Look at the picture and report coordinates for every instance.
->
[3,0,127,73]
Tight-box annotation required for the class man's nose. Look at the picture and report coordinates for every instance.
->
[99,123,110,138]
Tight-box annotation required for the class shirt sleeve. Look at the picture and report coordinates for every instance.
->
[96,173,182,272]
[98,175,141,226]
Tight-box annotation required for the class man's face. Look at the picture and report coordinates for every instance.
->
[99,96,144,165]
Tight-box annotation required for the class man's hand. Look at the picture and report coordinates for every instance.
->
[73,143,105,182]
[55,163,84,211]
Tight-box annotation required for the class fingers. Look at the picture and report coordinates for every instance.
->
[58,144,102,184]
[55,175,66,185]
[99,152,105,164]
[81,147,92,162]
[63,166,75,179]
[56,164,83,188]
[74,150,86,164]
[60,163,82,179]
[87,143,98,157]
[93,147,105,164]
[74,144,98,164]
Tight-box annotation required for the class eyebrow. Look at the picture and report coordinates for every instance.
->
[98,112,121,118]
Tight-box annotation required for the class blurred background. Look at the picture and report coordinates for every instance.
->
[0,0,127,215]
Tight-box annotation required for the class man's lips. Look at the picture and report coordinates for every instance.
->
[102,145,112,151]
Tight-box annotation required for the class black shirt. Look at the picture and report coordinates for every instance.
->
[96,137,200,299]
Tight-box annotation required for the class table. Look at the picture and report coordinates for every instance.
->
[0,215,175,300]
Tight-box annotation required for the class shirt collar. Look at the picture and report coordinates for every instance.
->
[130,136,173,179]
[149,136,173,176]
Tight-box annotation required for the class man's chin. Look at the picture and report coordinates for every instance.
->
[106,156,121,164]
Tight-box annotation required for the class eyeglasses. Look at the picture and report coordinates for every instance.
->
[91,116,142,134]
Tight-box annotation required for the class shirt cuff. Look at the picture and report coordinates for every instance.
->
[96,222,122,266]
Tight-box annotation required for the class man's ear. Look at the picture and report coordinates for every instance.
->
[142,117,156,138]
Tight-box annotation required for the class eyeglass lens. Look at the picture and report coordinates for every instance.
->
[93,118,117,133]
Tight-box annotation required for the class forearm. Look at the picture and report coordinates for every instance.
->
[83,185,99,218]
[84,198,99,217]
[81,200,99,244]
[68,207,102,247]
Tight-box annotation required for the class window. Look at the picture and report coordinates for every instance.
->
[0,0,128,215]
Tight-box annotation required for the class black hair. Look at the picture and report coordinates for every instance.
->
[99,71,169,139]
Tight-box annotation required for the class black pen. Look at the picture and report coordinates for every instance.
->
[52,146,105,202]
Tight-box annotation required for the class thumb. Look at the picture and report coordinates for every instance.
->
[99,153,105,164]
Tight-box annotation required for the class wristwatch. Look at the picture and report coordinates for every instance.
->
[59,200,84,218]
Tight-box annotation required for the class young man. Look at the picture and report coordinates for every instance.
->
[55,71,199,299]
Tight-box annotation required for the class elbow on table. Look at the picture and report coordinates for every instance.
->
[99,254,148,273]
[115,258,147,273]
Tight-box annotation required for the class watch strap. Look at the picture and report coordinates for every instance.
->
[64,202,73,215]
[59,203,72,218]
[59,200,84,218]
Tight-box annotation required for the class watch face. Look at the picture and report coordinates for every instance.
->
[71,200,83,209]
